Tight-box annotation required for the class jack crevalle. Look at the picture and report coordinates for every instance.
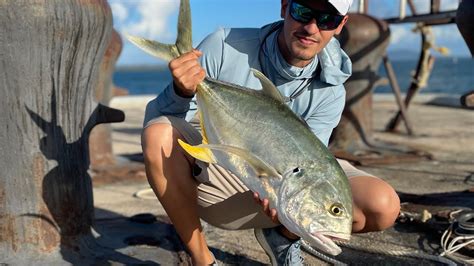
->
[126,0,353,256]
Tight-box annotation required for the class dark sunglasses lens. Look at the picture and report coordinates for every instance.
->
[290,2,313,23]
[315,13,340,30]
[290,1,343,30]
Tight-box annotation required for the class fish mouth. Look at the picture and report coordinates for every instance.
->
[308,232,350,256]
[314,232,350,242]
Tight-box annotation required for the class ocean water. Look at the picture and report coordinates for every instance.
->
[113,57,473,96]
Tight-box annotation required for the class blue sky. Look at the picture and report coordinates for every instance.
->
[109,0,470,66]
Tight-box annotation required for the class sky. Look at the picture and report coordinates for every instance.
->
[108,0,471,66]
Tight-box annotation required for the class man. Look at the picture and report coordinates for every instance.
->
[142,0,400,265]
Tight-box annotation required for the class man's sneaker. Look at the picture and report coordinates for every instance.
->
[254,227,304,266]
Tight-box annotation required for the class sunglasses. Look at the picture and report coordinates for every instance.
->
[289,0,344,30]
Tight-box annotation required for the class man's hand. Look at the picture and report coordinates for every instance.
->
[253,192,280,224]
[169,49,205,98]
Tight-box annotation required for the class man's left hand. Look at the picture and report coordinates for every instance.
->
[253,192,280,224]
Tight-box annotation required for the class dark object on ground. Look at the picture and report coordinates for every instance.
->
[129,213,158,224]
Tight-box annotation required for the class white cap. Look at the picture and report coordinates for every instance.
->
[328,0,353,15]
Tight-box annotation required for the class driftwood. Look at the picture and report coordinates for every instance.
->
[0,0,123,263]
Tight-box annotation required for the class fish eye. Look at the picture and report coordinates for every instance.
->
[329,203,343,216]
[291,167,304,177]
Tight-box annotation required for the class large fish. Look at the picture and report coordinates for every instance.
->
[126,0,352,256]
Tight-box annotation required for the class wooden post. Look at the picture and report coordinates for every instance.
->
[386,26,435,132]
[382,54,414,135]
[331,14,390,152]
[0,0,123,262]
[89,30,124,167]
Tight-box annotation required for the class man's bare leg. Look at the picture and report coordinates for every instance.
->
[350,176,400,233]
[142,123,214,266]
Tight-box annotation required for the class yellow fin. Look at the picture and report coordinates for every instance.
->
[178,139,216,163]
[198,110,209,144]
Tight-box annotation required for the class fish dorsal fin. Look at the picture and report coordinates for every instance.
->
[200,143,281,178]
[251,68,285,103]
[178,139,216,163]
[197,111,209,144]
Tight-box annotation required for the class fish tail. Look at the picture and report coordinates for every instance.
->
[124,0,193,62]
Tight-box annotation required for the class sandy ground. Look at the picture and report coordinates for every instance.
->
[89,93,473,265]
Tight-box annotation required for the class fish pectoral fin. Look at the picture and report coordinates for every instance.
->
[178,139,217,164]
[250,68,285,103]
[200,143,281,178]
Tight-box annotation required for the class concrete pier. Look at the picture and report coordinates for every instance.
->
[89,94,473,265]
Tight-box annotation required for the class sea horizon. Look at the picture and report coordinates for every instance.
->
[113,56,474,97]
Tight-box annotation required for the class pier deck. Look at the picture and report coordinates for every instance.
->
[90,94,473,265]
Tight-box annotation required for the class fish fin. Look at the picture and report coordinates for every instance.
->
[178,139,216,164]
[124,0,193,61]
[251,68,285,103]
[200,143,281,178]
[175,0,193,54]
[198,111,209,145]
[124,34,179,62]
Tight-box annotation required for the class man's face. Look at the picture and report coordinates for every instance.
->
[278,0,348,67]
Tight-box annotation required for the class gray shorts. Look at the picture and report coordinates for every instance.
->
[145,115,373,230]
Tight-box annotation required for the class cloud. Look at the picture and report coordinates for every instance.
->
[440,0,459,11]
[433,25,463,40]
[110,2,128,24]
[410,0,458,13]
[389,24,418,44]
[125,0,180,40]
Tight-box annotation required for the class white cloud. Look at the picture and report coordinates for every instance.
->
[110,2,128,24]
[389,24,418,44]
[410,0,458,13]
[410,0,430,14]
[433,24,462,40]
[436,0,459,11]
[125,0,180,40]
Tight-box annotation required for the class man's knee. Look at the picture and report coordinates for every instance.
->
[351,176,400,231]
[367,184,400,227]
[142,123,181,164]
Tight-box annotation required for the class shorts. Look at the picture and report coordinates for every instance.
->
[144,115,374,230]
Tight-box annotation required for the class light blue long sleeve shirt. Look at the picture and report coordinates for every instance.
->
[144,21,352,146]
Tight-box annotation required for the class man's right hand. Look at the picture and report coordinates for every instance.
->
[169,49,206,98]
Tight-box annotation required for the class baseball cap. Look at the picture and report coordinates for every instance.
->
[328,0,353,15]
